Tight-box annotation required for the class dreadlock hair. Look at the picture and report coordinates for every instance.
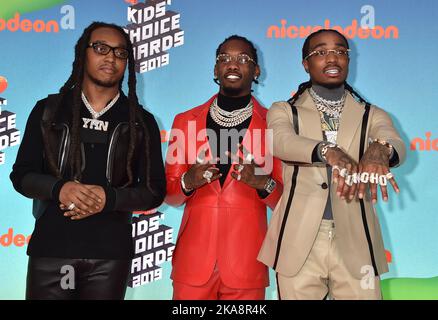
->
[43,21,156,194]
[288,29,369,106]
[214,34,260,85]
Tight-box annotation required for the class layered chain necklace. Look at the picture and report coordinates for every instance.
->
[209,97,253,127]
[81,91,120,119]
[309,87,346,119]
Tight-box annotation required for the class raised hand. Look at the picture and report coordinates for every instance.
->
[226,144,270,190]
[182,149,221,191]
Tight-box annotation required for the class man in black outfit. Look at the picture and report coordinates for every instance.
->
[10,22,166,300]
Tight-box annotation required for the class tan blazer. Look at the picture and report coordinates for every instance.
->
[258,90,406,280]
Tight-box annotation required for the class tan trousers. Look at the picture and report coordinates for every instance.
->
[277,219,382,300]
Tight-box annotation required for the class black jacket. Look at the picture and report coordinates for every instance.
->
[10,92,166,221]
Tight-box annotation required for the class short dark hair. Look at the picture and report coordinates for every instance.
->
[302,29,349,60]
[215,35,259,64]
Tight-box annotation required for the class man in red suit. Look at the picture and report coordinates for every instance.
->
[165,35,283,300]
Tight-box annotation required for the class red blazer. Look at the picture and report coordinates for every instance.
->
[165,95,283,289]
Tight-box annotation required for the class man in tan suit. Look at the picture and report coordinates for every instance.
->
[258,29,406,299]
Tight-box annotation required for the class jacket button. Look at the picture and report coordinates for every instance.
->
[321,183,328,189]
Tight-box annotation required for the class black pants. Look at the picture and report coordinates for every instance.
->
[26,257,131,300]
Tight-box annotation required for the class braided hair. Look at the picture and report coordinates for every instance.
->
[42,21,156,193]
[288,29,368,106]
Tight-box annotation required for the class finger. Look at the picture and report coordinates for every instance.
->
[74,186,102,208]
[331,166,340,184]
[340,163,354,199]
[199,166,220,175]
[230,171,242,181]
[340,182,351,200]
[233,164,245,173]
[377,168,389,202]
[369,174,378,204]
[200,172,222,185]
[70,196,95,214]
[347,165,359,200]
[196,148,208,164]
[389,176,400,194]
[63,205,90,217]
[225,150,242,164]
[336,173,346,198]
[357,164,366,199]
[347,175,358,201]
[380,184,388,202]
[74,205,92,215]
[78,186,102,205]
[237,143,256,165]
[81,185,103,203]
[357,181,367,199]
[63,210,77,217]
[59,203,67,210]
[209,172,222,182]
[73,194,97,212]
[71,212,94,220]
[336,162,348,198]
[384,170,400,194]
[348,182,358,202]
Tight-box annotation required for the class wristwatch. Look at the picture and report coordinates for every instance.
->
[369,138,394,157]
[319,142,339,163]
[263,177,277,194]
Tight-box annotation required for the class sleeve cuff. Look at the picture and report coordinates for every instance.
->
[51,178,68,201]
[312,143,322,163]
[102,185,117,212]
[257,188,270,199]
[389,149,400,167]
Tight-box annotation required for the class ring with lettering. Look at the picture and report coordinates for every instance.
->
[369,173,379,184]
[339,168,348,178]
[379,175,388,186]
[360,172,370,183]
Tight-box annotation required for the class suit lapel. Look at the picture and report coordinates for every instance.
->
[190,95,221,195]
[296,91,324,141]
[336,93,365,152]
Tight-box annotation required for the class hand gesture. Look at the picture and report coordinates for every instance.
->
[357,142,399,203]
[183,149,221,190]
[226,144,270,190]
[59,182,106,220]
[325,146,359,201]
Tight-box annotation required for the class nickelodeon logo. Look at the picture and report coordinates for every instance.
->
[0,228,31,247]
[411,132,438,151]
[0,5,75,33]
[267,19,398,40]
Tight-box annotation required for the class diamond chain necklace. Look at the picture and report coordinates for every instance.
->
[309,87,346,118]
[209,97,253,127]
[81,91,120,119]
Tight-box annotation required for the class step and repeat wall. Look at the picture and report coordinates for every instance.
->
[0,0,437,299]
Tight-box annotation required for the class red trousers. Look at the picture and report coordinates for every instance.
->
[173,266,265,300]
